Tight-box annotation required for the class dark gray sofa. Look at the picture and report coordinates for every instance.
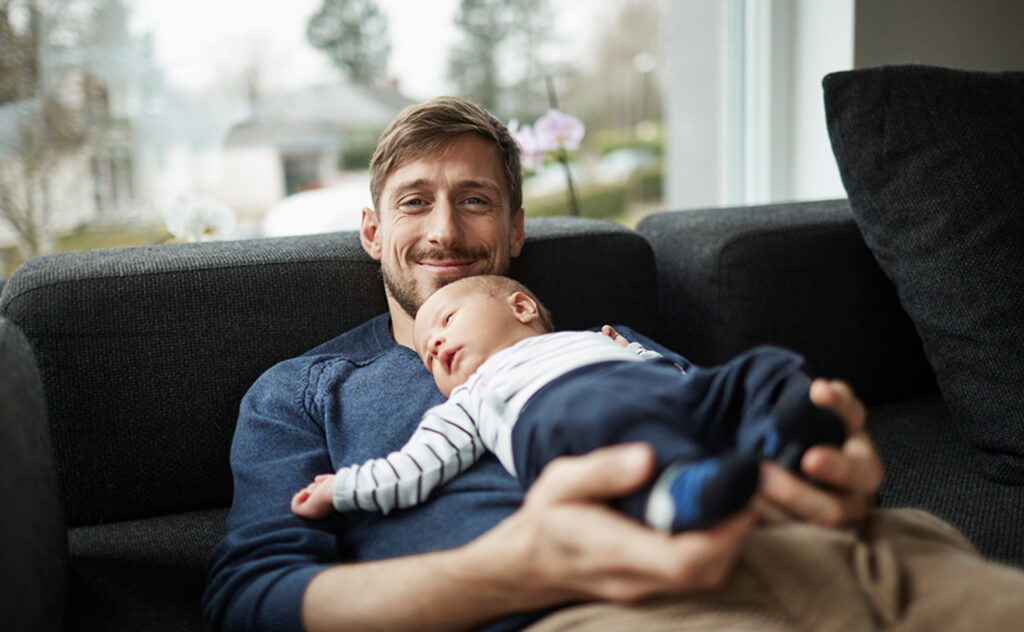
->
[1,201,1022,631]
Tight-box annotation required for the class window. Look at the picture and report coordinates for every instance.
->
[1,0,854,275]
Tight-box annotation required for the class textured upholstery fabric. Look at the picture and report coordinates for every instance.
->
[825,65,1024,483]
[636,200,936,406]
[869,396,1024,567]
[0,318,66,632]
[65,508,226,632]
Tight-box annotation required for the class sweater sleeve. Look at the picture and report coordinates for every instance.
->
[333,395,486,514]
[203,358,339,632]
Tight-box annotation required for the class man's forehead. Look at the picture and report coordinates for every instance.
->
[382,136,505,193]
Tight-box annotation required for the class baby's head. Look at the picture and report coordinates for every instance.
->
[413,275,553,396]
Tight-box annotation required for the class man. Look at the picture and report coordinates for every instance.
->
[203,96,883,632]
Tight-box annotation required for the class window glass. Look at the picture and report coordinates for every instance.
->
[1,0,851,278]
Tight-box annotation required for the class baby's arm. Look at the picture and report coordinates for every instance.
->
[293,398,487,517]
[291,473,336,519]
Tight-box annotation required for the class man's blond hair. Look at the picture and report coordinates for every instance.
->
[369,96,523,215]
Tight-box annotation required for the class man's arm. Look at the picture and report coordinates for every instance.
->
[303,443,755,632]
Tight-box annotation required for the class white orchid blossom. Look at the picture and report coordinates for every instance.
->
[164,196,237,242]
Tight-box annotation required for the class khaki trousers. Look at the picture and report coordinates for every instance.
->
[527,509,1024,631]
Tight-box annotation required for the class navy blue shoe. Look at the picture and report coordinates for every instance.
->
[764,386,847,473]
[644,454,759,533]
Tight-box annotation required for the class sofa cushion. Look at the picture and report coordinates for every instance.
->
[66,508,226,632]
[868,396,1024,568]
[824,65,1024,483]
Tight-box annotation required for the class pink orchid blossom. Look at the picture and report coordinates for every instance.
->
[533,109,585,152]
[509,119,544,171]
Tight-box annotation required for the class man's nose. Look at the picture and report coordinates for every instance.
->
[425,198,463,247]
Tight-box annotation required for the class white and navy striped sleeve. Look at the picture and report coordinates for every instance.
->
[332,396,486,514]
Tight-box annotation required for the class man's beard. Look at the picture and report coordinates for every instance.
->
[382,244,503,318]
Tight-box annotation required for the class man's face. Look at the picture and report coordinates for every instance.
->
[412,281,522,397]
[361,133,525,320]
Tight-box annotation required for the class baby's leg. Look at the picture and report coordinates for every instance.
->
[678,346,845,469]
[291,474,336,519]
[511,360,758,532]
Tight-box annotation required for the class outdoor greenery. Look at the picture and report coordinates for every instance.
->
[525,167,663,225]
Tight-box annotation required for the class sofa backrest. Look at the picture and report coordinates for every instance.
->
[637,199,937,406]
[0,217,658,527]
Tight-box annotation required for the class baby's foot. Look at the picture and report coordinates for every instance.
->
[763,386,847,473]
[644,454,759,532]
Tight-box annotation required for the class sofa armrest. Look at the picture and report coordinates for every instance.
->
[636,199,936,405]
[0,318,66,632]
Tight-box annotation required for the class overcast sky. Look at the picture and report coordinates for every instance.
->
[131,0,600,100]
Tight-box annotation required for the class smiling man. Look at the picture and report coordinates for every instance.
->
[203,96,885,632]
[362,131,525,346]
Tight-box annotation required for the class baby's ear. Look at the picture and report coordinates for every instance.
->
[509,291,539,325]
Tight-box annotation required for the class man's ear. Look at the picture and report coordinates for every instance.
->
[508,291,539,325]
[360,207,382,261]
[509,207,525,258]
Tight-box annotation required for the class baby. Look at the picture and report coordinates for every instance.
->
[292,275,845,532]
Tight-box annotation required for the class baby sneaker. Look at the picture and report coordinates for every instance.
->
[644,454,759,532]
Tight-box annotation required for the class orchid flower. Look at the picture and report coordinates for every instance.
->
[509,108,586,217]
[164,196,237,242]
[533,109,585,152]
[509,119,544,171]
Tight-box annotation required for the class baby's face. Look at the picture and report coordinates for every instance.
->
[413,281,523,397]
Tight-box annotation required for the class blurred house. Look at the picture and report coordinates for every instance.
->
[218,83,414,224]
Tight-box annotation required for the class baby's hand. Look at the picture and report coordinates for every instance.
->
[601,325,629,348]
[291,473,336,519]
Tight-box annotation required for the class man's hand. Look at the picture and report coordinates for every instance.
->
[468,443,756,609]
[755,378,884,527]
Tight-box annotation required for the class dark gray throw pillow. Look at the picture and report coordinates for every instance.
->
[823,65,1024,484]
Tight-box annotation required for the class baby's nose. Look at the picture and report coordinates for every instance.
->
[429,335,444,353]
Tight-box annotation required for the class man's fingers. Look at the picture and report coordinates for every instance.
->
[552,505,757,598]
[526,443,656,507]
[802,435,885,495]
[810,379,866,434]
[759,462,870,527]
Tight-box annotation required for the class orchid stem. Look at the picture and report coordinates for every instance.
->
[546,75,580,217]
[558,149,580,217]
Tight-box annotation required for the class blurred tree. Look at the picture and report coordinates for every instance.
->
[307,0,391,85]
[566,0,662,132]
[0,0,144,260]
[447,0,552,117]
[1,0,92,258]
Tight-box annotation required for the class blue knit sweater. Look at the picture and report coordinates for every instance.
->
[203,313,684,631]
